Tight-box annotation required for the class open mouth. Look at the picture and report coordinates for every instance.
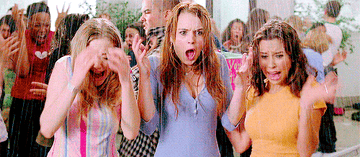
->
[91,70,106,78]
[185,49,196,61]
[267,71,281,81]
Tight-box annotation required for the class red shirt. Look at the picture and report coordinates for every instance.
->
[11,30,54,100]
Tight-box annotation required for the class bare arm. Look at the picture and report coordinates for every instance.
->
[40,47,96,138]
[297,73,338,156]
[107,47,140,140]
[226,115,251,153]
[132,35,156,122]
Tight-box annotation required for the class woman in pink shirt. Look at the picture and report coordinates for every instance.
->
[40,18,140,157]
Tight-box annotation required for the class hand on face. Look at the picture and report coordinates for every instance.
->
[0,34,20,59]
[71,45,96,88]
[300,72,338,108]
[234,47,253,90]
[107,47,131,83]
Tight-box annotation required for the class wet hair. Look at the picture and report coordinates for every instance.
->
[160,2,227,116]
[251,20,309,97]
[241,8,269,54]
[26,2,50,19]
[325,1,342,18]
[0,15,17,34]
[221,18,245,43]
[51,14,89,53]
[70,18,122,119]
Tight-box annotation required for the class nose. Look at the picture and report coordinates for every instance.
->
[140,14,145,22]
[188,32,195,44]
[268,56,276,68]
[93,54,104,70]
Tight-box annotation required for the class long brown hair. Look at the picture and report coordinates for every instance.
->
[159,2,227,116]
[251,20,309,97]
[70,18,122,119]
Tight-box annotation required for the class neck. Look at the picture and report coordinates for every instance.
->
[324,16,336,23]
[268,83,285,94]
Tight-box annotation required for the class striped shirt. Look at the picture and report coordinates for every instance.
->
[47,56,120,157]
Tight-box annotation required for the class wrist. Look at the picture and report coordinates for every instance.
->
[67,81,79,93]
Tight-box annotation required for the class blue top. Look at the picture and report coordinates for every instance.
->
[141,53,235,157]
[303,48,325,83]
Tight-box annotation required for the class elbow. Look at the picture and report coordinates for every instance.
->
[233,143,250,154]
[40,126,54,139]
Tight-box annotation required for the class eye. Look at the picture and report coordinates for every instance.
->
[260,55,268,59]
[196,30,203,36]
[179,31,186,35]
[275,54,284,58]
[144,10,151,14]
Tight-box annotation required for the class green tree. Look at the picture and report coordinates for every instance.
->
[80,0,142,40]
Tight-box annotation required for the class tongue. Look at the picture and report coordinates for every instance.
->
[186,50,195,60]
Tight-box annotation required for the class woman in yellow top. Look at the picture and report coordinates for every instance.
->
[226,20,338,156]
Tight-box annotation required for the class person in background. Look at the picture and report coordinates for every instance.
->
[222,19,245,54]
[40,18,140,156]
[286,15,306,41]
[318,0,346,153]
[0,13,17,157]
[240,8,269,54]
[118,0,180,156]
[123,22,146,68]
[227,20,337,156]
[302,27,332,83]
[1,2,55,157]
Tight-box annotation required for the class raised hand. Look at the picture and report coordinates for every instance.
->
[132,34,151,78]
[55,2,70,29]
[234,47,253,90]
[70,46,96,89]
[30,82,48,97]
[300,72,338,108]
[107,47,131,83]
[11,4,26,32]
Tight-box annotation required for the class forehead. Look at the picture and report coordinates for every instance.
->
[177,12,203,28]
[142,0,159,11]
[125,28,139,34]
[30,12,50,23]
[259,38,285,52]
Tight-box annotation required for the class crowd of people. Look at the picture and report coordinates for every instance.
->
[0,0,348,156]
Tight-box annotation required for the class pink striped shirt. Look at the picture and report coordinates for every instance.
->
[47,56,120,157]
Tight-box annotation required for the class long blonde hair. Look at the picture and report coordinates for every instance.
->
[70,18,122,119]
[160,2,227,116]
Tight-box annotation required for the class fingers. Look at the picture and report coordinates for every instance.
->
[56,5,59,13]
[29,88,47,96]
[31,82,48,89]
[66,3,71,13]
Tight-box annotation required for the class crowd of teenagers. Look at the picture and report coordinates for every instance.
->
[0,0,347,156]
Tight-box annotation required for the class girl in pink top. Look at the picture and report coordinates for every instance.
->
[40,18,140,157]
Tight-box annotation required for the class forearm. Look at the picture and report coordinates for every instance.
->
[40,82,77,138]
[226,117,251,153]
[137,76,156,122]
[226,86,247,126]
[297,103,322,157]
[120,78,140,140]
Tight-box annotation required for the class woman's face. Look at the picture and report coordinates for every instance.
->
[171,11,205,66]
[259,38,291,87]
[0,24,10,39]
[28,12,50,45]
[230,22,243,42]
[88,38,113,86]
[125,27,140,50]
